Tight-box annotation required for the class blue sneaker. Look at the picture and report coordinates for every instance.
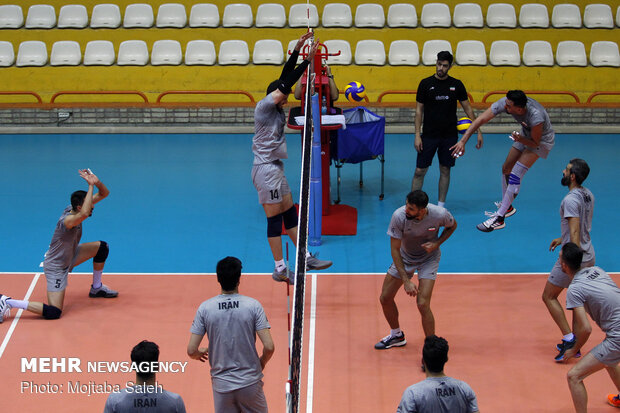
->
[555,337,581,361]
[374,333,406,350]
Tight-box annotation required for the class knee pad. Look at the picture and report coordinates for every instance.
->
[93,241,109,263]
[282,206,298,230]
[42,304,62,320]
[267,214,283,238]
[507,162,529,195]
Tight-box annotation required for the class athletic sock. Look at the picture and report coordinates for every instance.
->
[563,332,575,341]
[502,174,508,198]
[92,270,103,289]
[438,201,445,208]
[7,299,28,310]
[275,259,286,272]
[390,328,402,337]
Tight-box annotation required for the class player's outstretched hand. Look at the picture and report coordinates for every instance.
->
[476,133,483,149]
[79,169,99,185]
[296,31,313,50]
[549,238,562,251]
[450,140,465,158]
[414,136,423,153]
[403,280,418,297]
[307,38,320,61]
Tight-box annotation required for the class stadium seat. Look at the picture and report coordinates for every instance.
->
[289,4,319,27]
[388,40,419,66]
[486,3,517,28]
[151,40,183,65]
[551,4,581,28]
[455,40,486,65]
[117,40,149,65]
[322,3,352,27]
[590,41,620,67]
[256,3,286,27]
[617,5,620,26]
[555,41,587,66]
[354,40,386,65]
[189,3,219,27]
[123,4,154,28]
[222,4,253,27]
[323,39,352,65]
[422,40,452,65]
[421,3,451,27]
[218,40,250,65]
[489,40,520,66]
[185,40,216,65]
[0,5,23,28]
[50,41,81,66]
[0,42,15,66]
[156,3,187,28]
[583,4,614,28]
[16,41,47,66]
[519,4,549,28]
[387,3,417,27]
[90,4,121,28]
[253,39,284,64]
[355,4,385,28]
[83,40,115,65]
[25,5,56,29]
[453,3,483,28]
[522,40,554,66]
[57,4,88,28]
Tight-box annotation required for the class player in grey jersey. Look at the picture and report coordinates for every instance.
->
[397,335,479,413]
[0,169,115,323]
[187,257,275,413]
[375,190,457,350]
[450,90,555,232]
[542,159,596,362]
[557,243,620,412]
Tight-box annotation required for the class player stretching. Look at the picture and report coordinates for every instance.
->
[450,90,555,232]
[0,169,115,323]
[252,32,332,283]
[543,159,596,362]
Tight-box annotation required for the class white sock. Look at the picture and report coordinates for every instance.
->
[390,328,402,337]
[92,270,103,289]
[438,201,445,208]
[502,174,508,198]
[563,332,575,341]
[275,259,286,272]
[7,299,28,310]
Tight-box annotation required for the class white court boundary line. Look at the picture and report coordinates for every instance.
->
[306,273,317,413]
[0,273,40,360]
[6,272,620,276]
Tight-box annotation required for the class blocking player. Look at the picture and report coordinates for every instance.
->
[187,256,274,413]
[557,243,620,412]
[543,159,596,362]
[375,190,457,350]
[0,169,115,323]
[252,32,332,283]
[450,90,555,232]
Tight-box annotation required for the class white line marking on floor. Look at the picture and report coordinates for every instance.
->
[306,273,317,413]
[0,273,40,360]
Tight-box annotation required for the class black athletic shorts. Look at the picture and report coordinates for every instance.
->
[416,135,458,168]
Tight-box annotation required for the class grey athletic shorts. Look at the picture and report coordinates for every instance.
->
[548,256,595,288]
[388,252,440,281]
[44,246,81,292]
[252,160,291,205]
[592,335,620,366]
[213,380,268,413]
[512,138,553,159]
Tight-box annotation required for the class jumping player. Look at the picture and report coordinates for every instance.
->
[0,169,115,322]
[450,90,555,232]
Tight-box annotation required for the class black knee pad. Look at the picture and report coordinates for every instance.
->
[282,206,298,230]
[93,240,109,263]
[42,304,62,320]
[267,215,283,237]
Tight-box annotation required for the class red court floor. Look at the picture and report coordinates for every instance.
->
[0,272,618,412]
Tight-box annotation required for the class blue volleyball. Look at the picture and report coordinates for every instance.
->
[344,81,366,103]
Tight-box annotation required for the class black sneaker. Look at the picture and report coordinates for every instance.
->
[477,214,505,232]
[374,333,406,350]
[555,337,577,362]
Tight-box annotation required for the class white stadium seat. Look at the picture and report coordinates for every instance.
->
[388,40,419,66]
[222,4,253,27]
[50,40,81,66]
[16,41,48,66]
[0,41,15,66]
[522,40,554,66]
[455,40,486,65]
[590,41,620,67]
[189,3,219,27]
[486,3,517,28]
[253,39,284,64]
[422,40,452,65]
[354,40,385,65]
[256,3,286,27]
[185,40,216,65]
[0,5,24,28]
[322,3,352,28]
[617,5,620,27]
[387,3,417,27]
[355,4,385,28]
[453,3,483,28]
[489,40,520,66]
[156,3,187,28]
[583,4,614,28]
[218,40,250,65]
[58,4,88,28]
[323,39,352,65]
[117,40,149,65]
[551,4,581,28]
[123,4,154,28]
[83,40,115,66]
[25,5,56,29]
[519,4,549,28]
[555,41,587,66]
[421,3,451,27]
[90,4,121,28]
[151,40,183,65]
[289,4,319,27]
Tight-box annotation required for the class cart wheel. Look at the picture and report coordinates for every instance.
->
[334,199,341,205]
[379,194,384,200]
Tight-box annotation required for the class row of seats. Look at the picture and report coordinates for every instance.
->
[4,38,618,67]
[1,3,619,29]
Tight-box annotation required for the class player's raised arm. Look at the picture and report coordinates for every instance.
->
[450,107,496,157]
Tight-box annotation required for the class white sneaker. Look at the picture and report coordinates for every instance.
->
[0,294,11,323]
[477,213,505,232]
[493,202,517,217]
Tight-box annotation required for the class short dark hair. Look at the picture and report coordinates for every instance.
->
[436,51,453,65]
[406,190,429,209]
[131,340,159,381]
[561,243,583,272]
[71,190,87,211]
[569,158,590,185]
[423,335,449,373]
[506,90,528,108]
[216,256,242,291]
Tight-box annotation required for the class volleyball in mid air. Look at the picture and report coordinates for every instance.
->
[345,81,366,103]
[456,117,473,134]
